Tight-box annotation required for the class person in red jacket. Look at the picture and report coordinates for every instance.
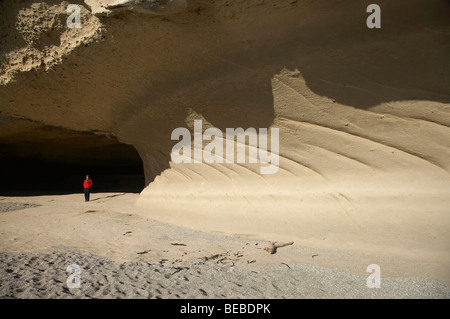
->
[83,175,93,201]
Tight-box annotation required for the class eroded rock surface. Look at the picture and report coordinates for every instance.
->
[0,0,449,256]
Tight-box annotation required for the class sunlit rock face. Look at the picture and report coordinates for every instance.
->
[1,0,449,254]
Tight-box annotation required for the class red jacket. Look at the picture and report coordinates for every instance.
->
[83,179,92,188]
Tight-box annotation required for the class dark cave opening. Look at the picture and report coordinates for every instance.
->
[0,127,145,196]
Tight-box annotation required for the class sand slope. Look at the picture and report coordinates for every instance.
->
[137,68,450,265]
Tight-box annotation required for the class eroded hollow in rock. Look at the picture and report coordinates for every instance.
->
[0,124,144,195]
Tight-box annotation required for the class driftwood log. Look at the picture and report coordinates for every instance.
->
[263,241,294,254]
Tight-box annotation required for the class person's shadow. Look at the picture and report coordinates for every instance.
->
[89,193,126,201]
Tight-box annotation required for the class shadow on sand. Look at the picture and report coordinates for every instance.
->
[89,193,127,201]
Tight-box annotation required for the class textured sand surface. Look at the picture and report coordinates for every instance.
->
[0,202,40,213]
[0,193,449,298]
[2,250,449,299]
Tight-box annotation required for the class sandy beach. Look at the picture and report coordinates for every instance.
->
[1,192,449,299]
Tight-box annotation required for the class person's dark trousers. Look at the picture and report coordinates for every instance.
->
[84,188,90,201]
